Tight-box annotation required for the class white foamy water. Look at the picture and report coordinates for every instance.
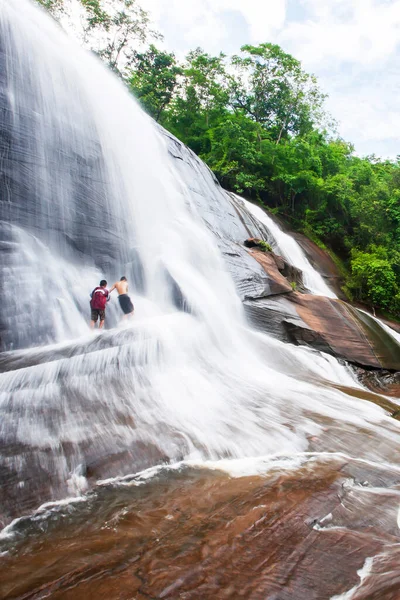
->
[0,0,399,519]
[359,308,400,346]
[331,557,375,600]
[241,198,337,298]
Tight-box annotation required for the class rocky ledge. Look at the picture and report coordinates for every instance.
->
[353,368,400,399]
[242,244,400,378]
[2,457,400,600]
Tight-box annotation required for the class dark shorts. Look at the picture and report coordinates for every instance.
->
[91,308,105,322]
[118,294,134,315]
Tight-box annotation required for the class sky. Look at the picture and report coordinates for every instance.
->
[140,0,400,159]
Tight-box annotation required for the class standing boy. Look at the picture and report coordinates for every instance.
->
[90,280,111,329]
[110,276,134,318]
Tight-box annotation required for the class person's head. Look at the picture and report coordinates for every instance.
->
[120,276,127,281]
[100,280,107,287]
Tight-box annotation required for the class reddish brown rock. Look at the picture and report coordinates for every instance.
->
[293,233,346,299]
[246,248,293,296]
[245,249,400,371]
[245,292,400,370]
[353,368,400,398]
[289,294,400,370]
[246,247,305,292]
[1,460,398,600]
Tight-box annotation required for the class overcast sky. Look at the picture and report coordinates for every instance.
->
[140,0,400,159]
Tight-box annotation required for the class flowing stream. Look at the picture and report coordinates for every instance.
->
[0,1,400,598]
[240,195,400,345]
[241,197,337,298]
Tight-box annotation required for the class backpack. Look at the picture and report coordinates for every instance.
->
[90,287,109,310]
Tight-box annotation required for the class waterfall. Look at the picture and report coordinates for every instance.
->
[236,197,400,345]
[240,198,337,298]
[0,0,399,519]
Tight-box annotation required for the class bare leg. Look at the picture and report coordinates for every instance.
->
[99,320,105,329]
[90,320,96,329]
[122,310,134,320]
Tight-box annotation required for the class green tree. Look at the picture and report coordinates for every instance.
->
[166,49,229,154]
[128,46,182,122]
[229,43,327,143]
[35,0,64,16]
[349,247,399,310]
[81,0,160,75]
[204,114,266,194]
[182,49,229,126]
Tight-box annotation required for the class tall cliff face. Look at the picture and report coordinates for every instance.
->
[0,7,131,349]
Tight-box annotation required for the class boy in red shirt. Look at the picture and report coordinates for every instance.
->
[90,280,111,329]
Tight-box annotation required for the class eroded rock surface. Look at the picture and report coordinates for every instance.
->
[243,245,400,371]
[353,368,400,398]
[246,249,293,296]
[1,458,399,600]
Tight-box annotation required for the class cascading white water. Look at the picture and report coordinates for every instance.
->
[234,196,400,350]
[0,0,400,517]
[241,197,337,298]
[359,307,400,345]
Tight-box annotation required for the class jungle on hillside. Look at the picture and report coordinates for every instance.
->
[38,0,400,319]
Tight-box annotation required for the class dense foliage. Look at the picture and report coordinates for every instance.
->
[36,0,400,318]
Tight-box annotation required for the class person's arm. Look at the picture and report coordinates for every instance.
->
[109,283,117,293]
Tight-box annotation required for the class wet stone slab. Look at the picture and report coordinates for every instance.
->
[1,457,400,600]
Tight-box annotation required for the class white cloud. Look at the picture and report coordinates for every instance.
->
[281,0,400,66]
[216,0,286,40]
[142,0,286,50]
[277,0,400,156]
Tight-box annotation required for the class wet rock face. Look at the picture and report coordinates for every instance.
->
[293,232,346,299]
[246,291,400,370]
[353,368,400,398]
[218,239,283,300]
[241,245,400,371]
[288,294,400,370]
[164,160,399,371]
[246,249,293,296]
[1,458,399,600]
[244,242,305,295]
[0,39,127,264]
